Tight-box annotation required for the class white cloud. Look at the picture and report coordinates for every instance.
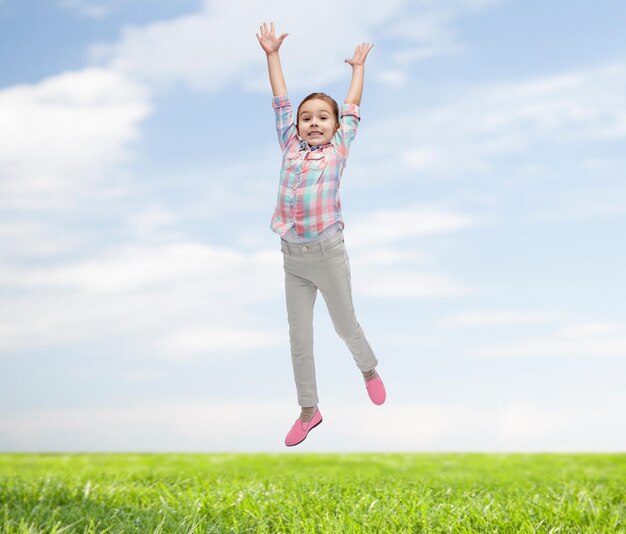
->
[384,8,464,64]
[358,271,471,298]
[155,327,285,360]
[348,204,479,246]
[88,0,503,92]
[1,242,252,294]
[557,322,626,338]
[0,221,87,259]
[124,207,181,241]
[365,63,626,182]
[339,204,478,298]
[0,67,151,208]
[90,0,374,90]
[0,241,284,351]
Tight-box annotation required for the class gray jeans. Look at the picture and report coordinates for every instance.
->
[281,229,378,407]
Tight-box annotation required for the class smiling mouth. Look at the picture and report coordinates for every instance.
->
[309,132,321,136]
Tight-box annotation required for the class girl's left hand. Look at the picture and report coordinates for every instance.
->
[345,42,374,66]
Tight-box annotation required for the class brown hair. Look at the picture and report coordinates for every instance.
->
[296,92,339,131]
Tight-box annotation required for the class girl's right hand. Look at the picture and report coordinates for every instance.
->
[256,22,288,54]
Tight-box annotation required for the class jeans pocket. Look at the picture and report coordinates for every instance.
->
[326,240,344,256]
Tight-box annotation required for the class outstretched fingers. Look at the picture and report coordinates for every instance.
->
[359,42,374,55]
[256,21,288,54]
[345,42,374,65]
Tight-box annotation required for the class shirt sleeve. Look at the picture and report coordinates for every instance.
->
[334,103,361,159]
[272,95,299,153]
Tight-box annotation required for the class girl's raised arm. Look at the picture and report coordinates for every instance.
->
[344,42,374,106]
[256,22,289,97]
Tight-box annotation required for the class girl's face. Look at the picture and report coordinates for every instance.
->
[297,99,339,146]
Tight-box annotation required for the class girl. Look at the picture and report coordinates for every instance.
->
[256,22,386,447]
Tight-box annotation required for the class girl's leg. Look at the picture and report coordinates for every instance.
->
[284,267,319,407]
[313,239,378,373]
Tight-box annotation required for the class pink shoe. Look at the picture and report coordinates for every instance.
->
[366,374,386,405]
[285,408,323,447]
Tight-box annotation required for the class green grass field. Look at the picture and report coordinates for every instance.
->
[0,453,624,533]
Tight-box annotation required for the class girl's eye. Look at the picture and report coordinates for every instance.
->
[321,117,327,120]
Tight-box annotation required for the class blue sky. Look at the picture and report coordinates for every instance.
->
[1,0,625,452]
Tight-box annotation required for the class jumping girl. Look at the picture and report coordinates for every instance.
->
[256,22,386,447]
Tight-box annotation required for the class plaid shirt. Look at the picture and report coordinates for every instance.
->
[270,95,360,238]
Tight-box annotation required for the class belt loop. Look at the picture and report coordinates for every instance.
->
[321,239,327,256]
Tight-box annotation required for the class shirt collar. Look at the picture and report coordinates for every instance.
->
[299,138,330,152]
